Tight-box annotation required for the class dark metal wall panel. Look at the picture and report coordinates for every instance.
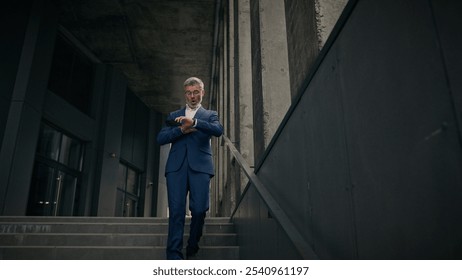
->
[133,100,149,168]
[0,0,57,215]
[42,93,96,141]
[258,41,356,259]
[233,185,301,260]
[121,92,137,163]
[430,0,462,141]
[303,45,357,259]
[337,0,462,259]
[121,91,149,170]
[96,67,127,216]
[147,111,163,216]
[1,104,42,215]
[257,109,312,243]
[234,0,462,259]
[0,2,30,159]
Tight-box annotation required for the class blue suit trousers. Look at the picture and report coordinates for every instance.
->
[166,156,210,260]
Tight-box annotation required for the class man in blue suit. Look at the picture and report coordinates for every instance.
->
[157,77,223,260]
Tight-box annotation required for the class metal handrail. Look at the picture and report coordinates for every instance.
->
[222,135,319,259]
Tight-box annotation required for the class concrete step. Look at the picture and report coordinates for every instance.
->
[0,245,239,260]
[0,216,239,260]
[0,221,234,234]
[0,216,231,223]
[0,223,234,234]
[0,232,237,246]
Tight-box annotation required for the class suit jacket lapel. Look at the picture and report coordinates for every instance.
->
[194,106,206,120]
[173,107,186,118]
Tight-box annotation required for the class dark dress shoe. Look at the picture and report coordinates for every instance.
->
[186,246,199,259]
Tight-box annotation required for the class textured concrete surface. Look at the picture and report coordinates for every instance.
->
[50,0,347,115]
[52,0,216,114]
[315,0,349,49]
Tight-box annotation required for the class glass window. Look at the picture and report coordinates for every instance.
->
[126,168,137,195]
[55,171,78,216]
[48,34,93,115]
[115,162,140,217]
[36,124,61,161]
[117,163,127,189]
[124,196,137,217]
[59,134,83,171]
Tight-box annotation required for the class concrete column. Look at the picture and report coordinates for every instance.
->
[226,0,238,215]
[143,112,161,217]
[315,0,349,49]
[156,144,170,217]
[96,67,127,216]
[236,0,254,192]
[0,0,57,215]
[210,34,226,216]
[219,23,228,216]
[217,39,226,216]
[259,0,291,147]
[227,0,236,146]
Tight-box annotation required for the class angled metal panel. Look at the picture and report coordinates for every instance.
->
[337,0,462,259]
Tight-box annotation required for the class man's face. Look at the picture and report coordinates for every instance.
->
[184,84,204,108]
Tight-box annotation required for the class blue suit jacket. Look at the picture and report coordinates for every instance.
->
[157,107,223,176]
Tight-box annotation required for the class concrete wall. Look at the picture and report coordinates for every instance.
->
[233,0,462,259]
[284,0,320,100]
[251,0,291,161]
[315,0,349,49]
[236,0,255,192]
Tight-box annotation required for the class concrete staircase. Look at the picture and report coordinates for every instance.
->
[0,216,239,260]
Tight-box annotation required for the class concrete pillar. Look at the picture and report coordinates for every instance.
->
[219,22,228,216]
[0,0,57,215]
[143,112,161,217]
[315,0,349,49]
[156,144,169,217]
[236,0,254,192]
[284,0,320,100]
[96,67,127,216]
[217,38,226,216]
[227,0,236,147]
[225,0,238,215]
[259,0,291,148]
[210,31,226,216]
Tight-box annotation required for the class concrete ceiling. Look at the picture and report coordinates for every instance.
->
[52,0,217,114]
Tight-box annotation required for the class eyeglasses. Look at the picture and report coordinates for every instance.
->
[185,90,201,96]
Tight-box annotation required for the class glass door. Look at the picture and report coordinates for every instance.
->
[115,162,140,217]
[27,163,55,216]
[55,171,78,216]
[27,123,84,216]
[27,165,78,216]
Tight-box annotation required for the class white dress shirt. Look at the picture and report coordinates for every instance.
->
[186,104,201,126]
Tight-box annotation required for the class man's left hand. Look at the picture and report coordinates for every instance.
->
[175,116,194,126]
[175,116,196,134]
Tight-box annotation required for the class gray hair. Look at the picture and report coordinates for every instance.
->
[183,77,204,90]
